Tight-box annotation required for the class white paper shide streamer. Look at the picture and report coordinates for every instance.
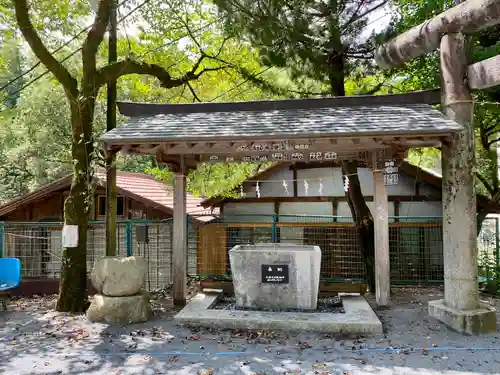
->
[283,180,289,195]
[247,174,357,197]
[343,175,349,192]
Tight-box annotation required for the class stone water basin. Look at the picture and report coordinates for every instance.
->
[229,243,321,310]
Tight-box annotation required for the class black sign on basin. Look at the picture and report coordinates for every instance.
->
[261,264,289,284]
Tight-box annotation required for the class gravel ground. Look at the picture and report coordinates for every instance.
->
[1,286,500,375]
[212,296,345,313]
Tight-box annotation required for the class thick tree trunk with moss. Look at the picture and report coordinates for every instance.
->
[56,98,94,313]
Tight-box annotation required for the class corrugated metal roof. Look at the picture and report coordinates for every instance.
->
[101,103,462,144]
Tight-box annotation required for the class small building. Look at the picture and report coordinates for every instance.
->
[0,169,213,222]
[98,92,500,305]
[197,161,500,286]
[0,170,214,294]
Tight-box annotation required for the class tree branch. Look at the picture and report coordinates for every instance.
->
[342,0,368,28]
[477,172,495,196]
[82,0,113,80]
[346,52,374,59]
[186,82,202,102]
[357,80,386,95]
[489,188,500,205]
[341,0,389,32]
[487,138,500,148]
[13,0,78,96]
[96,56,230,90]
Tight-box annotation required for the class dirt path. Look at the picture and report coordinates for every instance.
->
[1,287,500,374]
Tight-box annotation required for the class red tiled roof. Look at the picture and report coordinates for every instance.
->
[94,170,218,222]
[0,170,218,222]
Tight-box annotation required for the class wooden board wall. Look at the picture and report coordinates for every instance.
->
[197,224,228,276]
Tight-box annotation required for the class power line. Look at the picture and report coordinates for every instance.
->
[1,3,401,107]
[208,67,271,102]
[0,0,164,108]
[0,0,136,94]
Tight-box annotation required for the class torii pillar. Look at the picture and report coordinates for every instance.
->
[427,33,496,334]
[374,0,498,334]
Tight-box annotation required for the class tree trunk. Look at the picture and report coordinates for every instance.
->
[56,98,94,313]
[477,209,489,236]
[342,161,376,292]
[326,21,377,292]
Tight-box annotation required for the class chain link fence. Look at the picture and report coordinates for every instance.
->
[190,214,445,284]
[0,220,175,291]
[0,215,499,293]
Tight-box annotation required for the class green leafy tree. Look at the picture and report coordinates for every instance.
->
[11,0,240,312]
[1,0,277,202]
[212,0,390,292]
[0,38,25,109]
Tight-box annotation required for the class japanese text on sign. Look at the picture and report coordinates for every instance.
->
[261,264,289,284]
[382,159,399,186]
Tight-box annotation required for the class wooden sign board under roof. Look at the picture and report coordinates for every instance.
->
[99,90,461,170]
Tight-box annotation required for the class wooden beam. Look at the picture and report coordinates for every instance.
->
[117,90,442,117]
[393,200,400,222]
[165,142,389,156]
[172,173,187,306]
[468,54,500,90]
[214,195,441,204]
[372,152,390,307]
[292,166,298,197]
[375,0,500,69]
[106,148,117,256]
[332,200,338,221]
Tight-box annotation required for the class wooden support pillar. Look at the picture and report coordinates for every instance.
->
[173,172,187,306]
[105,151,117,256]
[372,152,390,306]
[440,33,479,311]
[105,0,118,257]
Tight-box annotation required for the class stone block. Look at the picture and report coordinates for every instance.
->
[86,292,150,325]
[429,299,497,335]
[91,256,147,297]
[229,243,321,310]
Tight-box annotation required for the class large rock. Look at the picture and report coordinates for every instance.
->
[91,256,147,297]
[86,292,150,325]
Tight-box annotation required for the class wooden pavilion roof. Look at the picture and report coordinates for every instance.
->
[100,90,461,171]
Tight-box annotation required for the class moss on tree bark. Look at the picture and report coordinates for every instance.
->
[56,99,94,313]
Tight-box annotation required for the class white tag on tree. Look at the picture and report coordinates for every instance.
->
[62,225,79,248]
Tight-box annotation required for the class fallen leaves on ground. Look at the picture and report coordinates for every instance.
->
[198,368,214,375]
[298,341,312,349]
